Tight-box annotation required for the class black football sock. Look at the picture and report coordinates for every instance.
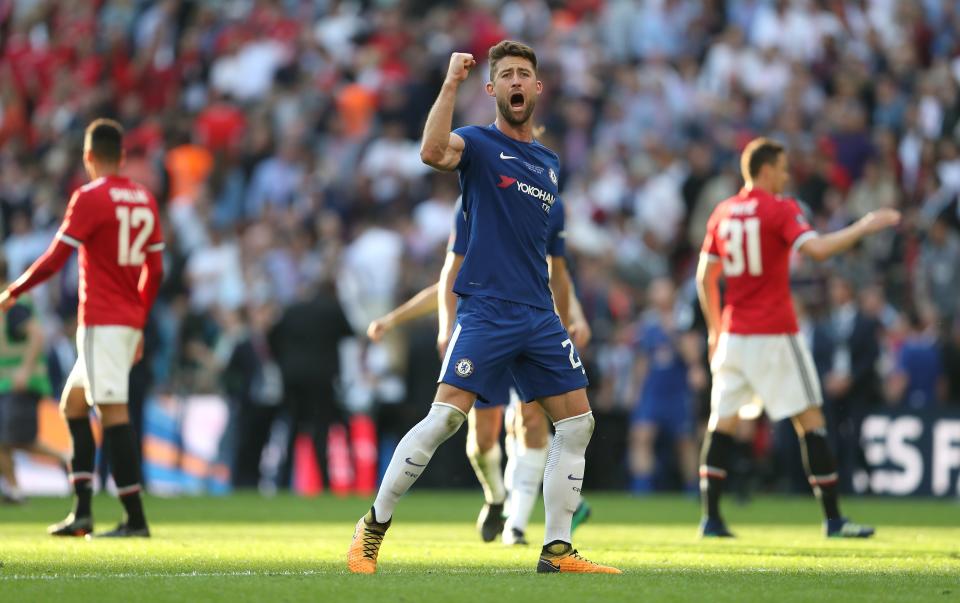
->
[700,431,735,522]
[67,418,96,518]
[104,423,147,528]
[799,428,841,520]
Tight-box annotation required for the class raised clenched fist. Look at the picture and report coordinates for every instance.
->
[446,52,476,84]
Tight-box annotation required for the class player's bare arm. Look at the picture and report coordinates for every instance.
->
[798,208,901,261]
[1,229,76,312]
[566,281,592,349]
[419,53,474,171]
[679,330,708,391]
[0,290,14,312]
[367,283,441,342]
[436,251,463,357]
[695,254,723,360]
[548,255,572,329]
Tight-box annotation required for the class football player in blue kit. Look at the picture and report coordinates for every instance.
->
[348,41,620,574]
[628,278,702,495]
[366,196,593,546]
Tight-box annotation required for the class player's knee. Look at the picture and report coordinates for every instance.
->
[474,429,497,453]
[98,404,129,428]
[792,406,825,436]
[60,388,88,419]
[555,411,593,449]
[523,428,548,449]
[427,403,467,443]
[710,414,738,436]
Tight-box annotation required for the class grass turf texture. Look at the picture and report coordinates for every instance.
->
[1,492,959,602]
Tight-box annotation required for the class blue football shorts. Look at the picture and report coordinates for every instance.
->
[438,295,589,404]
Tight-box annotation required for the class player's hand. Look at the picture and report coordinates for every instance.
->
[11,366,29,392]
[707,331,718,363]
[133,336,144,364]
[0,290,16,312]
[568,319,592,349]
[688,364,708,392]
[446,52,476,84]
[367,318,389,342]
[858,208,901,235]
[825,372,851,397]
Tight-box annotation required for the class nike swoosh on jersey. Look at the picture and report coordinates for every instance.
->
[405,458,427,467]
[499,152,518,160]
[567,474,583,481]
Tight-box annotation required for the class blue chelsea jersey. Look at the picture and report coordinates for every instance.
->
[451,124,563,310]
[448,195,566,259]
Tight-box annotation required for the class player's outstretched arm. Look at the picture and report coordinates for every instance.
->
[696,253,724,360]
[436,251,463,357]
[367,282,440,342]
[0,238,74,311]
[419,53,473,171]
[798,208,901,262]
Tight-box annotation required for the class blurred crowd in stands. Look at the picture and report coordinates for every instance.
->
[2,0,960,495]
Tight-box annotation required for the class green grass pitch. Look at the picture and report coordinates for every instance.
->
[2,491,959,602]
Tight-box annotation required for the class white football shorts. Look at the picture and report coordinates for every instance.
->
[63,325,142,406]
[709,332,823,424]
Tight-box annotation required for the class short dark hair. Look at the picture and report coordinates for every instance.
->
[741,137,785,180]
[85,118,124,164]
[488,40,537,82]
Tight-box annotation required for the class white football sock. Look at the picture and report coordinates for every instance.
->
[504,444,547,533]
[467,438,506,505]
[372,403,466,521]
[542,411,593,545]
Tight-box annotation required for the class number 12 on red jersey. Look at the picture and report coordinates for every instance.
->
[116,206,155,266]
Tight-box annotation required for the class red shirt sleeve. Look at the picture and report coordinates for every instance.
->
[57,189,101,248]
[145,197,165,254]
[778,198,816,249]
[7,238,74,298]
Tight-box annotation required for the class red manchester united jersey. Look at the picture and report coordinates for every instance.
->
[57,175,164,327]
[701,187,816,335]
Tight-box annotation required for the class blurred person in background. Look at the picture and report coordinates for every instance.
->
[822,275,883,493]
[0,262,66,504]
[221,301,284,491]
[915,215,960,322]
[886,306,945,411]
[628,277,701,495]
[269,273,355,491]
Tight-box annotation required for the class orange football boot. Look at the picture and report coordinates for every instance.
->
[348,508,391,574]
[537,542,622,574]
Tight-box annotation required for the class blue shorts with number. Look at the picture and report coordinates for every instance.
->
[438,295,589,404]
